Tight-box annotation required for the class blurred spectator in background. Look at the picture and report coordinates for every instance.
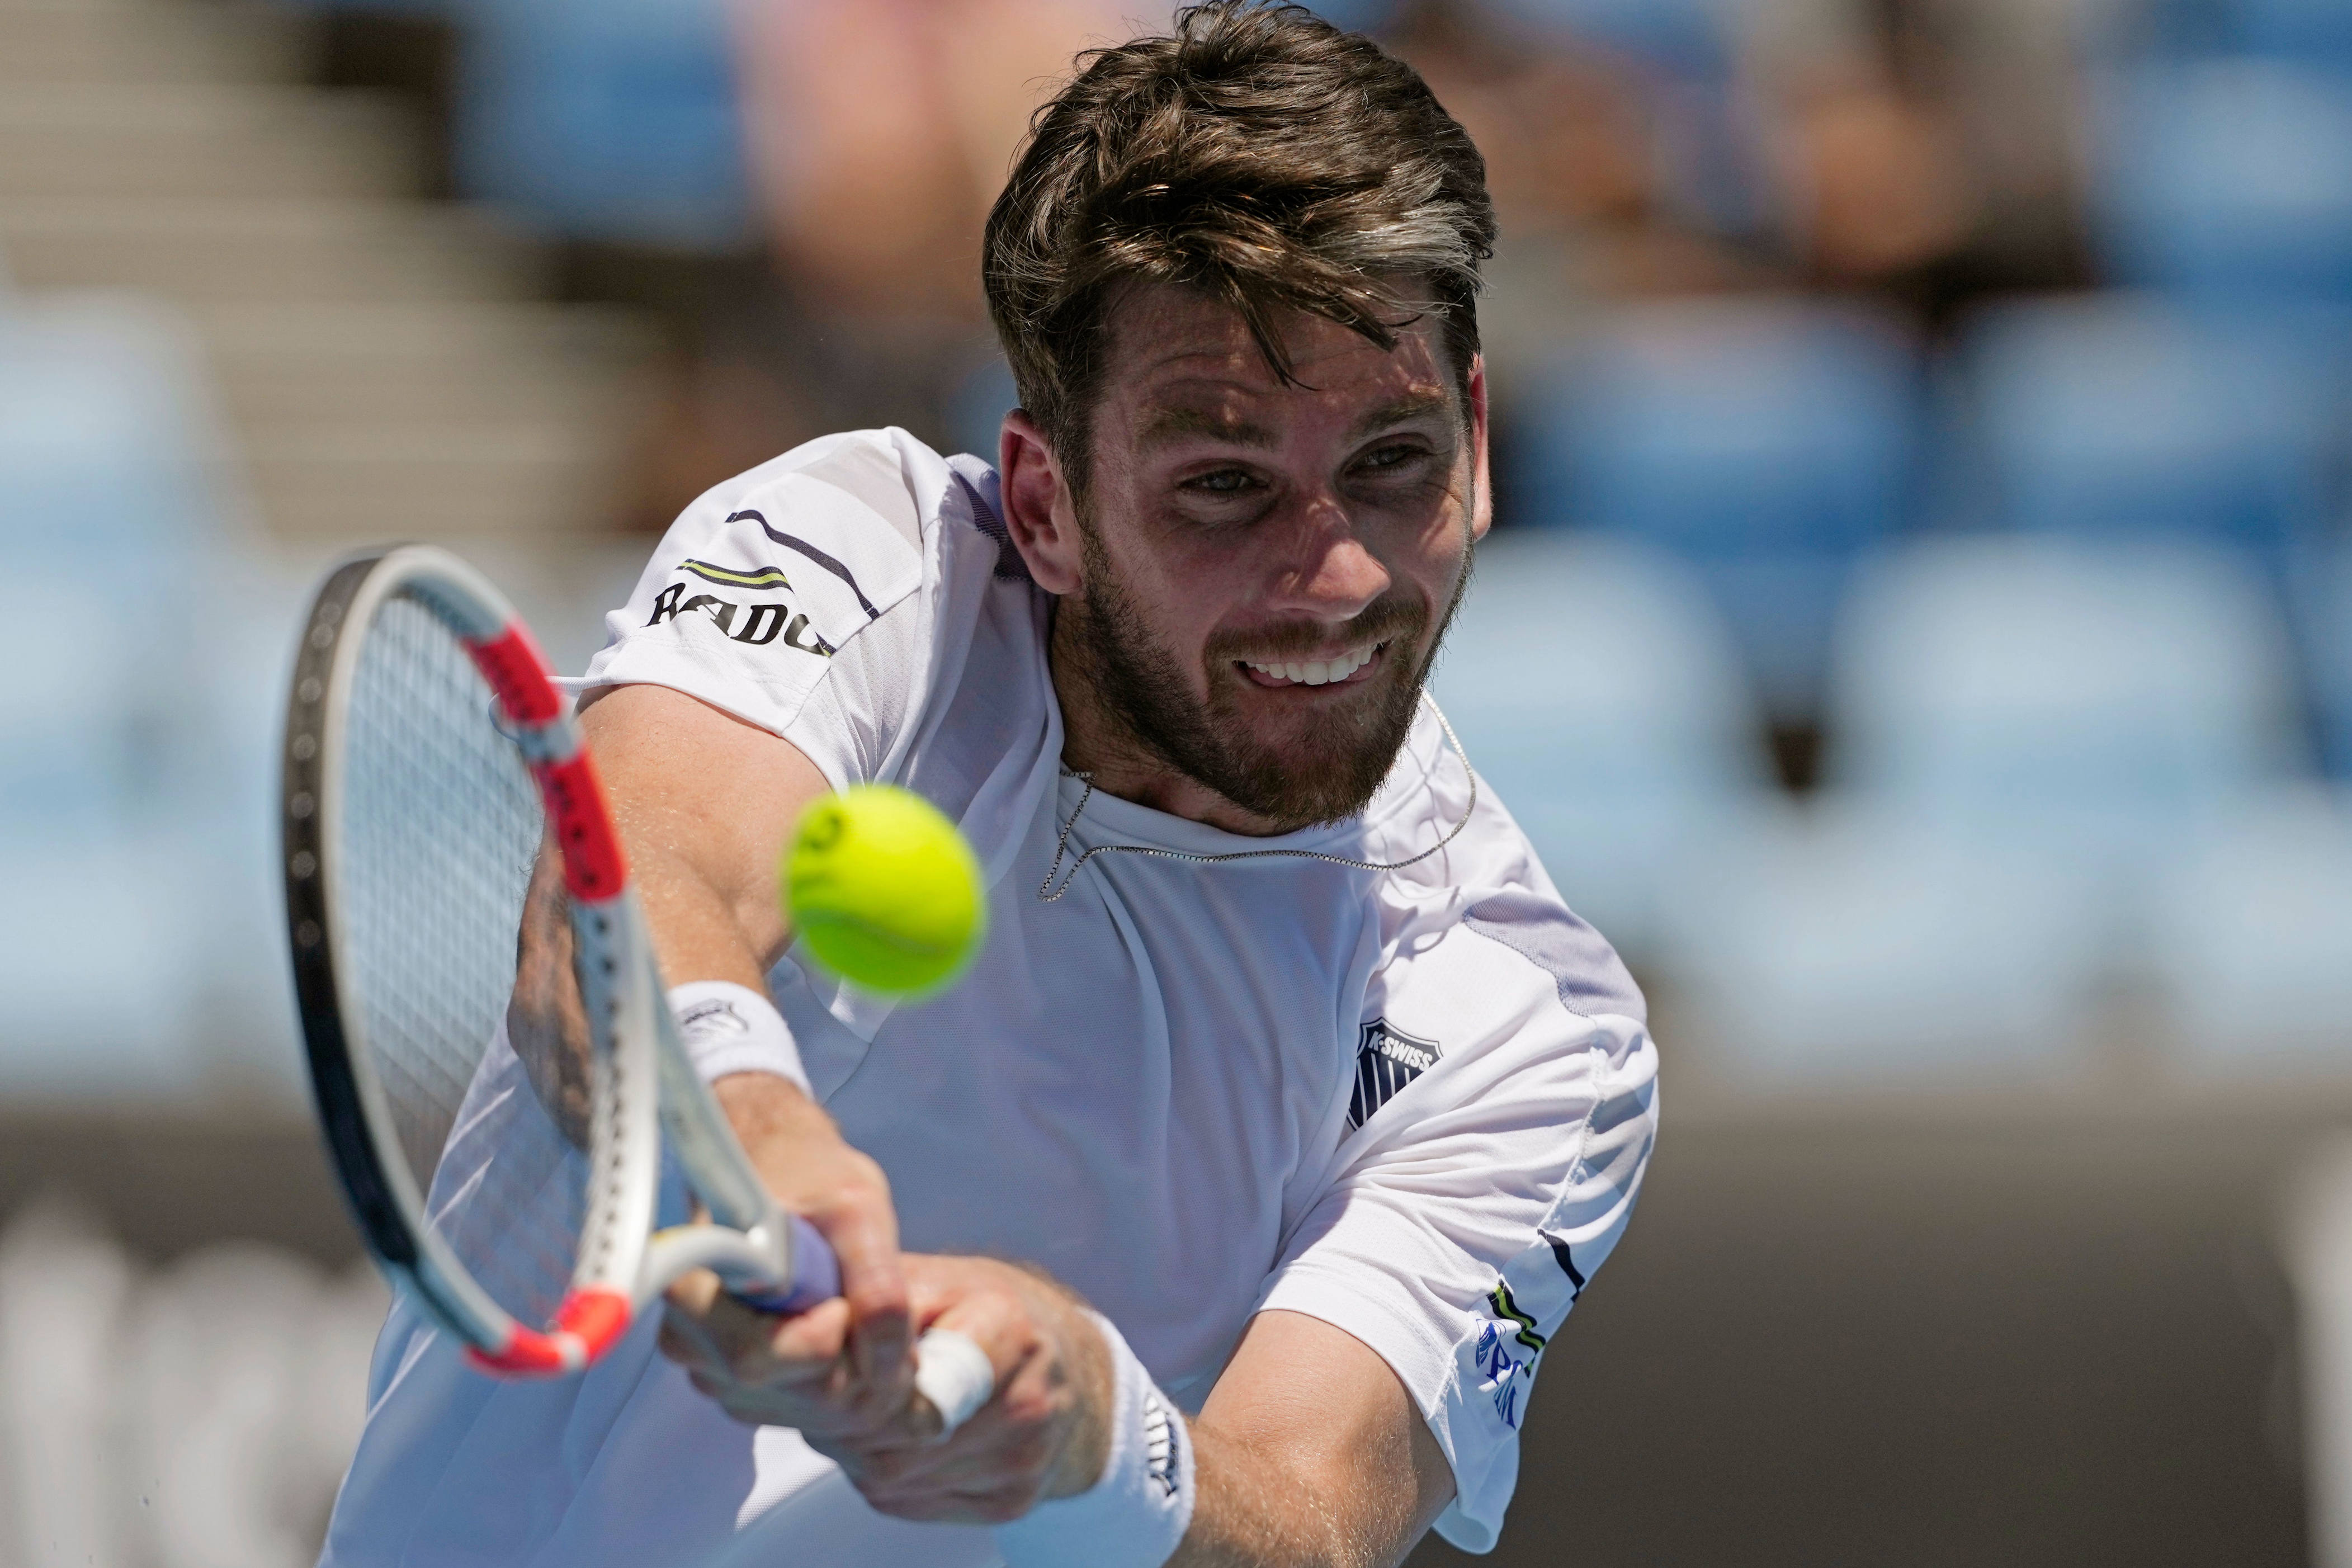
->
[1746,0,2091,316]
[616,0,1132,521]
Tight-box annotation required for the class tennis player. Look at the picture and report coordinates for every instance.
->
[322,5,1657,1564]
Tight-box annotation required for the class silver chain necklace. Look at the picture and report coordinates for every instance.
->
[1037,693,1477,902]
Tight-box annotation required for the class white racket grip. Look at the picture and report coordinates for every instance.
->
[915,1327,995,1437]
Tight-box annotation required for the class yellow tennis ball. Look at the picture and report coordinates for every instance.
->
[784,784,985,998]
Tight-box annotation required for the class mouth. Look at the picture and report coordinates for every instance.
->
[1236,640,1389,689]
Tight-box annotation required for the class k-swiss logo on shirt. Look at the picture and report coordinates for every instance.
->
[1346,1019,1442,1130]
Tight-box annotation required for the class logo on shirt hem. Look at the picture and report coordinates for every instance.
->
[1487,1281,1547,1352]
[1472,1313,1537,1430]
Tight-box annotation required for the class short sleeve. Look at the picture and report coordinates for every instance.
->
[1253,893,1660,1553]
[576,431,934,790]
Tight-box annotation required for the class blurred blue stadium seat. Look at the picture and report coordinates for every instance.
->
[2149,787,2352,1071]
[1513,297,1923,716]
[2307,540,2352,777]
[1826,535,2304,906]
[0,573,145,831]
[0,293,285,1102]
[0,572,219,1098]
[0,293,230,575]
[455,0,750,248]
[1661,805,2106,1080]
[174,551,315,1097]
[1481,0,1730,77]
[1433,531,1775,960]
[0,546,311,1106]
[1954,294,2346,561]
[2226,0,2352,69]
[0,834,216,1100]
[2096,58,2352,299]
[0,294,232,829]
[946,357,1017,467]
[1298,0,1406,35]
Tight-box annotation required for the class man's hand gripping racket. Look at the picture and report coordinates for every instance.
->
[280,545,993,1432]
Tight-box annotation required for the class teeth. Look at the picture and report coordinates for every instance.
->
[1246,644,1379,686]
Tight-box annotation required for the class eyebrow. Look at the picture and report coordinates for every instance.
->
[1136,387,1456,452]
[1136,404,1278,451]
[1350,388,1456,440]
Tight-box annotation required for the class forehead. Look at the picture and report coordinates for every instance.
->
[1095,282,1459,437]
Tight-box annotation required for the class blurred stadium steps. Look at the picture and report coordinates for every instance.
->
[0,0,309,88]
[0,0,657,551]
[0,83,422,201]
[0,195,539,302]
[197,297,653,543]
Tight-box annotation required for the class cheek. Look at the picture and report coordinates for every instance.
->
[1099,516,1259,662]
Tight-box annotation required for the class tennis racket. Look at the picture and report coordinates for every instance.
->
[280,545,993,1428]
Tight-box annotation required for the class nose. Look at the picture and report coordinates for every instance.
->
[1262,487,1390,622]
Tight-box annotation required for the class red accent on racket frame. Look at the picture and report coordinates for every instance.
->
[533,752,628,900]
[460,1288,634,1378]
[465,1325,582,1377]
[553,1288,634,1361]
[465,625,565,728]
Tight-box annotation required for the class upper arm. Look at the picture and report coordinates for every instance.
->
[1190,1309,1454,1566]
[579,682,833,976]
[565,432,940,977]
[1244,886,1659,1553]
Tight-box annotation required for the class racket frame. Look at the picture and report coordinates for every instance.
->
[284,545,806,1375]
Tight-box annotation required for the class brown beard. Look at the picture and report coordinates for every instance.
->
[1056,509,1471,831]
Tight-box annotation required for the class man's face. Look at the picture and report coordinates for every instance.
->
[1049,283,1490,831]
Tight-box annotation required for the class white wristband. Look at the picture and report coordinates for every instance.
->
[666,981,811,1095]
[995,1312,1193,1568]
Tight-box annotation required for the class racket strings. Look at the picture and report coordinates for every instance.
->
[426,1041,588,1330]
[339,591,586,1327]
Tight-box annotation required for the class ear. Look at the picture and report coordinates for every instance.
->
[1467,353,1493,542]
[999,408,1085,596]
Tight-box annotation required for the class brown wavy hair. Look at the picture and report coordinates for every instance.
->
[982,1,1496,492]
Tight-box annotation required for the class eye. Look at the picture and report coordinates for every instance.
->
[1183,467,1259,495]
[1357,442,1424,474]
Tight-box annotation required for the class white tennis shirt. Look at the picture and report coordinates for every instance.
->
[320,429,1660,1566]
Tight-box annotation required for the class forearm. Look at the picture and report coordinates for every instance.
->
[1166,1311,1452,1568]
[1171,1413,1430,1568]
[509,683,826,1136]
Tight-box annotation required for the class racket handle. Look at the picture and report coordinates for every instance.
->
[729,1213,841,1315]
[782,1212,843,1305]
[729,1216,995,1436]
